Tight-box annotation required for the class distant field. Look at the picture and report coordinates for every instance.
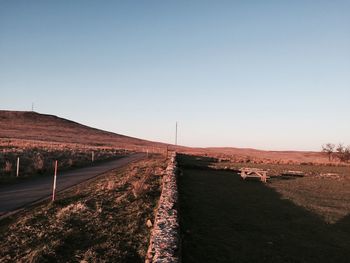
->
[204,147,331,164]
[178,154,350,263]
[0,156,164,262]
[214,160,350,177]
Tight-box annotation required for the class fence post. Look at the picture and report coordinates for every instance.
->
[16,157,20,177]
[52,160,58,202]
[92,151,94,163]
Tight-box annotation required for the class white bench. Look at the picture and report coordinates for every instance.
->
[240,168,269,183]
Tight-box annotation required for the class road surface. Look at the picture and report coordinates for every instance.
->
[0,153,145,215]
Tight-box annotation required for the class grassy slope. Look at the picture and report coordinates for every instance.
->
[0,156,165,263]
[178,154,350,263]
[0,110,328,163]
[0,110,166,149]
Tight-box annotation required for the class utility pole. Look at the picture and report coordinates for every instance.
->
[175,121,178,146]
[31,103,34,112]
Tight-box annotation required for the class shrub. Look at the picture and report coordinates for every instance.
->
[33,155,44,172]
[4,161,12,174]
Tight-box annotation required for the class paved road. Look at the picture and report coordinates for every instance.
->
[0,153,145,214]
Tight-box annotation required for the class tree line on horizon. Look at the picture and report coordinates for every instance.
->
[322,143,350,162]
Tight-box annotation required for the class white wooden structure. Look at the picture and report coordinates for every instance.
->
[240,168,269,183]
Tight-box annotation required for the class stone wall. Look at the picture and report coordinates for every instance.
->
[146,153,180,263]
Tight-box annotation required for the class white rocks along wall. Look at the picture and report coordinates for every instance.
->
[146,153,180,263]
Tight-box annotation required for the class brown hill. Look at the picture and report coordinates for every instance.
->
[0,110,169,150]
[0,110,326,163]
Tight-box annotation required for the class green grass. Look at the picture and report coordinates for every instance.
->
[178,154,350,263]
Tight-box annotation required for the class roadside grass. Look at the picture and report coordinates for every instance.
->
[178,154,350,263]
[0,156,165,263]
[0,140,128,185]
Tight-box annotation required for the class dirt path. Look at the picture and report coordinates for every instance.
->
[0,153,145,214]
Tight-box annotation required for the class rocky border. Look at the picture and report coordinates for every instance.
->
[146,153,180,263]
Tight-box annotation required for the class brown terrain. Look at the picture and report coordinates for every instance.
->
[1,110,349,263]
[0,156,165,262]
[205,147,327,164]
[0,110,328,164]
[0,110,169,151]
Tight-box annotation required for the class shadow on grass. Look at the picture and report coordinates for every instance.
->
[177,154,350,263]
[177,154,218,170]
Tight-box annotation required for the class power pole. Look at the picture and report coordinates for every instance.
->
[31,103,34,112]
[175,121,178,146]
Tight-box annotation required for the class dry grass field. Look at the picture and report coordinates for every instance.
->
[0,156,165,262]
[1,110,350,262]
[0,139,128,184]
[205,147,330,164]
[0,111,166,151]
[0,110,333,166]
[214,159,350,177]
[214,160,350,224]
[178,154,350,263]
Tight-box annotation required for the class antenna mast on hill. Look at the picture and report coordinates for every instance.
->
[31,103,34,112]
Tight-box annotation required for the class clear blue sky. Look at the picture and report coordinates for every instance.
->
[1,1,349,151]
